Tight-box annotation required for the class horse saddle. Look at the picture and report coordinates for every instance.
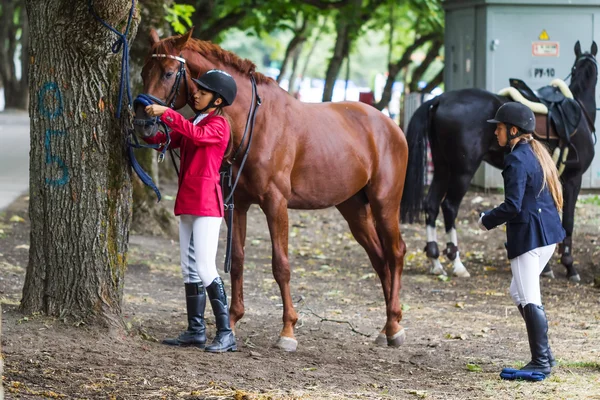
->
[508,78,581,143]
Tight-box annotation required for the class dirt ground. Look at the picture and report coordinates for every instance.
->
[1,186,599,400]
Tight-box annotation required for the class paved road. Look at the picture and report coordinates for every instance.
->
[0,111,30,210]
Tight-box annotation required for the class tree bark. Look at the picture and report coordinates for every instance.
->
[0,0,29,110]
[21,0,138,325]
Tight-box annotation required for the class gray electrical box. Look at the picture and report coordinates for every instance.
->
[443,0,600,189]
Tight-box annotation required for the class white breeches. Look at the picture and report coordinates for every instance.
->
[179,215,222,286]
[509,244,556,307]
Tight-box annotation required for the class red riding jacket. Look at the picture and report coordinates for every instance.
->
[145,108,230,217]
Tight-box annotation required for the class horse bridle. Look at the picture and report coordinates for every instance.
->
[133,53,190,128]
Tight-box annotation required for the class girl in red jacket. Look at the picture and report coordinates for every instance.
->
[144,69,237,353]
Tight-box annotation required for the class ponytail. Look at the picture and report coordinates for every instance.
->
[524,135,563,212]
[214,106,234,161]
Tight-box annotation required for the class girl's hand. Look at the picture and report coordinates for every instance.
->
[478,212,488,231]
[145,105,169,117]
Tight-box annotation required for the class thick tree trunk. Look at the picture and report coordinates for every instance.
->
[21,0,138,325]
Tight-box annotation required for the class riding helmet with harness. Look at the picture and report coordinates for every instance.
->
[487,102,536,149]
[192,69,237,112]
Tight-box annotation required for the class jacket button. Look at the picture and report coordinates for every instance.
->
[538,208,542,213]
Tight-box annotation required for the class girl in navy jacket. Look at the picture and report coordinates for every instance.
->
[480,102,565,379]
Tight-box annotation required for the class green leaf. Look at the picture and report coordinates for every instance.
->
[466,363,482,372]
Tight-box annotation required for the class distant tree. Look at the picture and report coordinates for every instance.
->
[0,0,29,110]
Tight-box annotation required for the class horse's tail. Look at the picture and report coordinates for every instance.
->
[400,97,438,223]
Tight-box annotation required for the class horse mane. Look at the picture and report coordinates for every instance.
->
[148,35,274,86]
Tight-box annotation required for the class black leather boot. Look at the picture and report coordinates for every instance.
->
[205,277,237,353]
[163,282,207,348]
[518,304,556,367]
[520,304,552,376]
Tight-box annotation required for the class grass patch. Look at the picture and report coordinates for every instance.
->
[579,194,600,206]
[558,360,600,370]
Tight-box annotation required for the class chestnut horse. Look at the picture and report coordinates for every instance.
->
[134,29,409,351]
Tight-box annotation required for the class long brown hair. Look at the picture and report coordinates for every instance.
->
[520,134,563,212]
[214,106,234,161]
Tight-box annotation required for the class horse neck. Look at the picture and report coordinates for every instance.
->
[570,76,597,121]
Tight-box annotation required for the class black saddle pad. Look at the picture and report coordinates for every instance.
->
[537,85,566,103]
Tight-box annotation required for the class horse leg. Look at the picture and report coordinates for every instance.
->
[228,201,250,330]
[423,172,449,276]
[260,194,299,351]
[440,173,473,278]
[558,174,582,282]
[336,193,390,346]
[367,190,407,347]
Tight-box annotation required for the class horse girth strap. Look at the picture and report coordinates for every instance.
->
[222,73,262,274]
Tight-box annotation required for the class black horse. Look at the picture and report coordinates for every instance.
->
[401,41,597,282]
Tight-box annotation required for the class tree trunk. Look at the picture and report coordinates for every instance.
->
[21,0,138,325]
[373,33,436,111]
[409,39,443,92]
[288,42,304,97]
[322,0,364,102]
[129,0,178,239]
[0,0,29,110]
[277,14,308,84]
[298,17,327,87]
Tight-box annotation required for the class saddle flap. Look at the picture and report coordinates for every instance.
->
[509,78,540,103]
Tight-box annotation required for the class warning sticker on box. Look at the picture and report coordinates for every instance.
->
[532,42,559,57]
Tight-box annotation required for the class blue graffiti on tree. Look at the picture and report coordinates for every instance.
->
[44,129,69,186]
[38,82,69,186]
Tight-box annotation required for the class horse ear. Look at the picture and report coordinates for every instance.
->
[149,28,160,45]
[592,41,598,57]
[173,27,195,50]
[574,40,582,57]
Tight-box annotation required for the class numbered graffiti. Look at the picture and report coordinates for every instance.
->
[38,82,69,186]
[44,129,69,186]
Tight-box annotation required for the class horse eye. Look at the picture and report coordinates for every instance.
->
[165,72,174,79]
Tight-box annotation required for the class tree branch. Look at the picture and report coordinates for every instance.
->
[409,39,442,92]
[422,67,444,93]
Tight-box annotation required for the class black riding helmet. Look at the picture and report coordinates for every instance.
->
[487,102,536,133]
[192,69,237,106]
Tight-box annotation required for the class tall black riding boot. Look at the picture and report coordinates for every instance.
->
[518,304,556,367]
[520,304,552,376]
[163,282,207,348]
[205,277,237,353]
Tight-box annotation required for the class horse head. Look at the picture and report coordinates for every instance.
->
[134,28,196,138]
[570,41,598,107]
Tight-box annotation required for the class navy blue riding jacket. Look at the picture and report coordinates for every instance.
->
[481,142,566,259]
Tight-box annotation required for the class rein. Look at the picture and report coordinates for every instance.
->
[221,73,262,273]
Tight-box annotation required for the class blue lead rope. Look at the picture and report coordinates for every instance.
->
[88,0,135,119]
[90,1,166,201]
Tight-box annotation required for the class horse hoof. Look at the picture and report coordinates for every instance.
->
[430,265,446,276]
[452,267,470,278]
[541,269,555,279]
[568,274,581,283]
[374,333,387,346]
[275,336,298,352]
[387,329,406,347]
